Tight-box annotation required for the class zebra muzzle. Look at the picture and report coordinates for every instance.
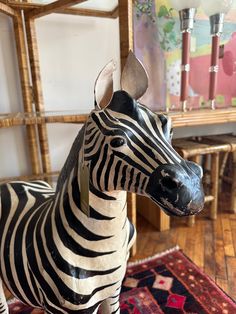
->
[146,163,205,216]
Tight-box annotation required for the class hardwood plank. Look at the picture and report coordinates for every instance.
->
[221,217,235,257]
[204,220,216,280]
[176,225,187,251]
[183,222,196,262]
[216,278,229,295]
[214,216,228,279]
[230,218,236,257]
[226,257,236,300]
[193,219,205,269]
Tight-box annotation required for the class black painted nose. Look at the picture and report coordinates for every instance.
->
[146,163,204,216]
[160,176,179,191]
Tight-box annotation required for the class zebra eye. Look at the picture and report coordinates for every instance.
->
[110,137,126,148]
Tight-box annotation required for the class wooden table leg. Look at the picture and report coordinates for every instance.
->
[210,153,219,220]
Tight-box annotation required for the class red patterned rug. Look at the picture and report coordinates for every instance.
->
[7,247,236,313]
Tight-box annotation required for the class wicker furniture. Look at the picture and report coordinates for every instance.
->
[173,138,232,226]
[203,134,236,213]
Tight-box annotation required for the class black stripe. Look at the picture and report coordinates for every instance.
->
[63,189,112,241]
[104,109,119,122]
[97,144,109,190]
[3,184,38,305]
[128,168,134,190]
[120,165,128,189]
[45,213,120,279]
[104,153,115,191]
[114,161,122,189]
[134,172,141,193]
[26,203,61,307]
[140,106,180,161]
[119,118,169,163]
[39,210,119,305]
[89,206,115,220]
[97,110,168,165]
[84,132,100,154]
[141,177,147,191]
[113,151,150,176]
[89,184,116,201]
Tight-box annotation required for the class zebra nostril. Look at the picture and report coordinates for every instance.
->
[161,177,178,190]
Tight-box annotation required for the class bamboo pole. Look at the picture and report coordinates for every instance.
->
[8,1,118,19]
[210,153,219,220]
[24,16,51,176]
[26,0,87,19]
[118,0,133,69]
[13,12,41,174]
[0,171,59,184]
[0,1,16,17]
[0,112,88,128]
[2,108,236,129]
[118,0,137,256]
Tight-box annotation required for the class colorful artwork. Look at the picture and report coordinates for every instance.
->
[134,1,167,111]
[134,0,236,111]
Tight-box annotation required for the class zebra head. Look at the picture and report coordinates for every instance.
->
[84,52,204,217]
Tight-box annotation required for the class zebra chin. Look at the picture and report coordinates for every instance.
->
[145,163,205,217]
[149,197,204,217]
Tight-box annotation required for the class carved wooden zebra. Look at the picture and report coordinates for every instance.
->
[0,52,204,314]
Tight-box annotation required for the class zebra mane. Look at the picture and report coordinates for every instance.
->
[56,125,85,192]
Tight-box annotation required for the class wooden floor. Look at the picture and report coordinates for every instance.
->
[131,191,236,302]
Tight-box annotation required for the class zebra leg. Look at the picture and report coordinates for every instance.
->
[0,280,8,314]
[99,288,121,314]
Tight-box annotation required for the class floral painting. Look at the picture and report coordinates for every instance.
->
[134,0,236,111]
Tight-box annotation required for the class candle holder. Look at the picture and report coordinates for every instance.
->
[202,0,233,109]
[170,0,201,111]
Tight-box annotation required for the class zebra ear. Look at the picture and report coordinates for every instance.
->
[94,60,116,109]
[121,51,148,100]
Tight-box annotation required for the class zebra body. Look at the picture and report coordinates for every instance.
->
[0,53,204,313]
[0,180,133,313]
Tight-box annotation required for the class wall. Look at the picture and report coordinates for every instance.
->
[0,12,119,177]
[0,11,235,178]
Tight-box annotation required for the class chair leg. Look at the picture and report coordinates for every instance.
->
[219,152,229,192]
[231,151,236,213]
[187,154,201,226]
[127,192,137,257]
[210,153,219,220]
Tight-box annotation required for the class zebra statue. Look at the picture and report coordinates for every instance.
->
[0,52,204,314]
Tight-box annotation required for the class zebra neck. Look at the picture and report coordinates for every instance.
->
[89,189,127,219]
[55,170,128,236]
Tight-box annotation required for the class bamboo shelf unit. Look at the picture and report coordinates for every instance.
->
[0,0,131,180]
[1,108,236,129]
